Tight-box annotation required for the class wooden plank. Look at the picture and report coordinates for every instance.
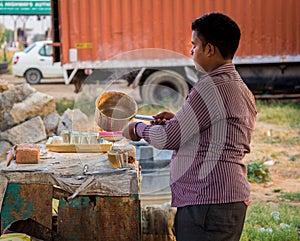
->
[0,183,53,232]
[57,196,141,241]
[57,197,97,241]
[45,144,112,153]
[96,196,141,241]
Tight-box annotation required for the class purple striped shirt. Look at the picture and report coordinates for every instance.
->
[136,63,257,207]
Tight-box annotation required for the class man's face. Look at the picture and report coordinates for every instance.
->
[190,30,207,73]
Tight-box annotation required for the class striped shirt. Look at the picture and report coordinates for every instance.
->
[136,63,257,207]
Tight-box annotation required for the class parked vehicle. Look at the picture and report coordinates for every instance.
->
[51,0,300,102]
[12,40,63,84]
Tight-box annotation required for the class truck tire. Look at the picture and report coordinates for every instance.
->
[25,69,42,84]
[141,70,189,108]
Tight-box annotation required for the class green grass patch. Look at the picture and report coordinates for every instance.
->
[56,98,75,115]
[247,161,271,183]
[279,193,300,202]
[74,94,97,116]
[241,202,300,241]
[256,101,300,127]
[137,103,169,116]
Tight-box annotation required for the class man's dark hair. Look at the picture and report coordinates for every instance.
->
[191,12,240,59]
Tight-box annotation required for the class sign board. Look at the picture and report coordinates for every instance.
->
[0,0,51,15]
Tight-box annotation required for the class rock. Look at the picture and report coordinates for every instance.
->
[0,83,36,110]
[0,116,47,144]
[0,79,13,93]
[263,160,275,166]
[0,83,36,131]
[57,108,89,134]
[10,92,56,124]
[0,140,12,161]
[43,112,61,137]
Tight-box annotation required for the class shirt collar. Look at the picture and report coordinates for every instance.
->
[208,63,236,77]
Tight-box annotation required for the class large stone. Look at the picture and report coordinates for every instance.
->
[0,79,13,93]
[0,116,47,144]
[43,112,61,137]
[10,92,56,124]
[0,83,36,111]
[0,140,12,161]
[57,108,89,134]
[0,110,16,132]
[0,83,36,131]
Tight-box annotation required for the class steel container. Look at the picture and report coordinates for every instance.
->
[95,91,138,132]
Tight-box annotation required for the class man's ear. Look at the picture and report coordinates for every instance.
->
[206,43,215,56]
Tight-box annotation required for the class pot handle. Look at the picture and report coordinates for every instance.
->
[134,114,155,121]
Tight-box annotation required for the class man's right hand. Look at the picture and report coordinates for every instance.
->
[151,111,175,125]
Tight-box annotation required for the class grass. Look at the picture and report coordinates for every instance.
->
[55,98,75,115]
[241,201,300,241]
[256,101,300,128]
[279,193,300,202]
[247,161,272,183]
[73,94,97,116]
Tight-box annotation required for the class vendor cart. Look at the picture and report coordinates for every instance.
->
[0,150,141,241]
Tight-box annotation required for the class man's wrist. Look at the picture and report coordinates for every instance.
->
[133,122,141,138]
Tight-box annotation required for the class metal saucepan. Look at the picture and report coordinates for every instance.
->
[95,91,154,132]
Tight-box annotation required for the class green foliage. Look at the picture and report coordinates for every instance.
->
[55,98,75,115]
[74,94,97,116]
[55,94,97,116]
[241,202,300,241]
[280,192,300,202]
[137,103,167,116]
[247,161,271,183]
[256,101,300,127]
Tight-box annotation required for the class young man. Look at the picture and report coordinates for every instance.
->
[123,13,257,241]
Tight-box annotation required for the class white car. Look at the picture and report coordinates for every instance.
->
[12,40,63,84]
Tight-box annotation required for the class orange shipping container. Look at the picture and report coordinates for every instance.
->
[52,0,300,64]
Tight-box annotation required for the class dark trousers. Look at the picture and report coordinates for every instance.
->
[174,202,247,241]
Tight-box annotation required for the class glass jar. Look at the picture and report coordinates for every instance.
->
[60,130,70,144]
[70,131,80,144]
[81,132,89,144]
[89,133,99,144]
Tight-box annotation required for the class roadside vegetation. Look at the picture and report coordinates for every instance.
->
[256,100,300,128]
[241,201,300,241]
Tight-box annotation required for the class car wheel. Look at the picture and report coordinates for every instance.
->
[25,69,42,84]
[141,70,189,108]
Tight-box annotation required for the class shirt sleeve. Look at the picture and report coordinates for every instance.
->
[135,80,222,150]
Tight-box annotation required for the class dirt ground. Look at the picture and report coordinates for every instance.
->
[1,74,300,205]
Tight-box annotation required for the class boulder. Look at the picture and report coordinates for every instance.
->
[0,83,36,131]
[0,140,12,161]
[10,92,56,124]
[0,116,47,144]
[43,112,61,137]
[0,83,36,111]
[0,79,13,93]
[57,108,89,134]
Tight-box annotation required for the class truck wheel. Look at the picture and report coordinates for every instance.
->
[141,70,189,108]
[25,69,42,84]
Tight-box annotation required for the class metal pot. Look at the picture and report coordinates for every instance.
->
[95,91,138,132]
